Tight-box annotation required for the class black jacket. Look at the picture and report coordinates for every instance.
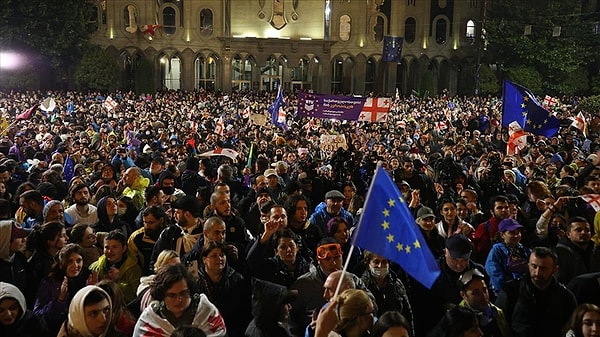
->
[496,275,577,337]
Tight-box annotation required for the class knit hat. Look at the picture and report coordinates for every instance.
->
[43,200,63,220]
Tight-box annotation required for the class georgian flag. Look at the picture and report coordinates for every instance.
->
[507,121,528,156]
[358,97,391,122]
[242,106,250,119]
[103,96,118,111]
[214,118,224,136]
[571,112,587,136]
[581,194,600,212]
[543,95,558,108]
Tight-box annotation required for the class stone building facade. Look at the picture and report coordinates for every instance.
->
[90,0,483,95]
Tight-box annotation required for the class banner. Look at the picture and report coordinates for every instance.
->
[297,92,366,120]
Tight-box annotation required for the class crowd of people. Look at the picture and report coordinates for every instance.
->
[0,88,600,337]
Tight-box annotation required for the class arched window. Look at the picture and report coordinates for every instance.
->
[123,5,138,32]
[200,9,213,37]
[372,14,385,42]
[160,55,181,89]
[195,55,217,90]
[405,17,416,43]
[163,7,176,35]
[291,56,312,91]
[435,18,448,44]
[339,15,351,41]
[466,20,476,39]
[88,3,99,31]
[331,57,344,93]
[365,58,376,93]
[261,56,282,91]
[232,56,253,91]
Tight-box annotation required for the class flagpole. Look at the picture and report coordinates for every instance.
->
[333,161,384,298]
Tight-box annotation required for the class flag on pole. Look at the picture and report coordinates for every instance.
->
[103,96,118,111]
[358,97,391,122]
[502,80,560,138]
[581,194,600,212]
[63,155,75,183]
[507,121,528,156]
[268,86,288,130]
[571,112,587,136]
[352,166,441,288]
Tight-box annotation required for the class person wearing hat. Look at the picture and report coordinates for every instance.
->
[241,186,273,238]
[458,269,511,337]
[308,190,354,236]
[148,195,203,273]
[484,218,532,296]
[264,168,286,204]
[410,234,490,337]
[414,206,445,259]
[0,220,29,295]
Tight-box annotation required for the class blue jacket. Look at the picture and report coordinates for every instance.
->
[485,242,531,295]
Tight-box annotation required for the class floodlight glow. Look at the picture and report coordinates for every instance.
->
[0,52,24,70]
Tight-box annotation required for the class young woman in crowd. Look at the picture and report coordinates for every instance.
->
[564,303,600,337]
[34,243,90,337]
[134,263,226,337]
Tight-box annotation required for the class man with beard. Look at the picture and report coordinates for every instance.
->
[496,247,577,337]
[128,206,169,276]
[18,190,45,229]
[64,184,98,226]
[157,170,185,209]
[242,186,273,237]
[149,195,203,273]
[207,190,251,254]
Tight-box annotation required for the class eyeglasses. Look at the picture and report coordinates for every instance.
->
[316,243,342,260]
[164,289,191,300]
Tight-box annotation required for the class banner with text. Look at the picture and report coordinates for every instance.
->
[297,92,366,120]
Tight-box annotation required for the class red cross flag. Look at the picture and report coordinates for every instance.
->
[199,148,240,160]
[581,194,600,212]
[543,95,558,108]
[571,111,587,136]
[242,106,251,119]
[103,96,118,111]
[214,118,224,136]
[507,121,528,156]
[359,97,391,122]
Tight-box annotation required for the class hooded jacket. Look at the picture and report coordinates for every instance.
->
[0,220,28,294]
[89,252,142,303]
[57,285,112,337]
[245,278,294,337]
[0,282,48,337]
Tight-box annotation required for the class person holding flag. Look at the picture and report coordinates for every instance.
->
[268,85,288,131]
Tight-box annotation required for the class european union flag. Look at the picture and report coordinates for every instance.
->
[502,80,560,138]
[352,166,440,288]
[382,36,403,62]
[268,85,288,131]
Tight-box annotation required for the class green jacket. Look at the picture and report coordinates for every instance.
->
[89,252,142,303]
[459,299,512,337]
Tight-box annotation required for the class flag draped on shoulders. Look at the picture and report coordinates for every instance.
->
[352,166,440,288]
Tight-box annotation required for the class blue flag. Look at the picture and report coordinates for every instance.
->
[502,80,560,138]
[63,155,75,183]
[268,86,288,130]
[382,36,403,62]
[352,166,440,288]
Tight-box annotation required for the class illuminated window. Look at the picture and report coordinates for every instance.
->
[200,9,213,37]
[339,15,351,41]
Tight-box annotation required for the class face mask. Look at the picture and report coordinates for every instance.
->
[370,267,389,279]
[163,186,175,195]
[117,207,127,216]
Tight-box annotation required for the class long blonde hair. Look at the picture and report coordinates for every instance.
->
[334,289,372,332]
